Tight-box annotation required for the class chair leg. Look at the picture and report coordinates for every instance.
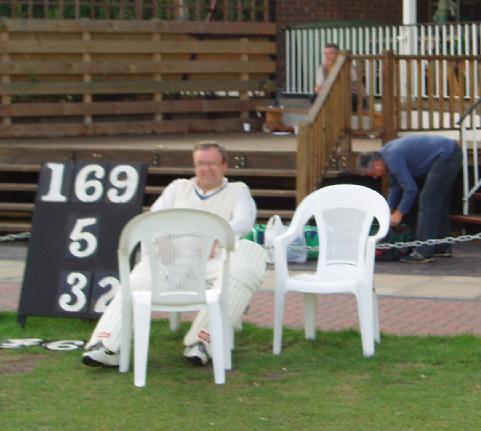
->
[132,291,152,387]
[357,287,375,357]
[303,293,317,340]
[373,290,381,343]
[169,312,180,332]
[119,291,132,373]
[273,288,286,355]
[206,302,226,384]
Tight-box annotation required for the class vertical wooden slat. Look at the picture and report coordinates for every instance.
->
[1,30,11,127]
[427,60,434,129]
[59,0,64,18]
[264,0,269,22]
[448,60,456,129]
[237,0,242,22]
[250,0,255,22]
[104,0,110,19]
[82,30,92,127]
[28,0,33,18]
[405,58,412,129]
[394,55,400,130]
[75,0,80,19]
[438,59,445,129]
[382,50,396,140]
[223,0,228,21]
[240,36,249,122]
[469,58,476,113]
[368,58,375,123]
[458,59,466,119]
[195,0,201,20]
[135,0,143,19]
[296,124,309,204]
[152,29,163,123]
[416,59,423,129]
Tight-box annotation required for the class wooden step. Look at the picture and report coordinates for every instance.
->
[0,163,41,172]
[473,192,481,200]
[0,221,31,233]
[450,214,481,225]
[0,183,38,192]
[148,166,296,177]
[0,203,35,212]
[144,185,296,198]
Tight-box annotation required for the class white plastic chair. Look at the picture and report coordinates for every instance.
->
[118,208,235,387]
[272,184,390,357]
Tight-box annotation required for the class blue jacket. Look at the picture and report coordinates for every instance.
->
[380,135,458,213]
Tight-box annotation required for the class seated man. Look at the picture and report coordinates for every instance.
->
[82,141,267,367]
[357,134,462,263]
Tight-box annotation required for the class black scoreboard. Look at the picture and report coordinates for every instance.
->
[18,160,147,324]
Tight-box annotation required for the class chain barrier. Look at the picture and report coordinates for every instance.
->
[263,231,481,253]
[0,232,31,242]
[1,231,480,252]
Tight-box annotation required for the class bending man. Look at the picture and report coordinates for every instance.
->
[357,134,462,263]
[82,141,267,366]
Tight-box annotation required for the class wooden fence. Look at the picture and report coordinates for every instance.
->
[0,18,276,137]
[0,0,273,21]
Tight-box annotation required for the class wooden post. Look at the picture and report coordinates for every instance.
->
[382,50,396,142]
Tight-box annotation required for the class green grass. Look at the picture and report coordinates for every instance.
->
[1,312,481,431]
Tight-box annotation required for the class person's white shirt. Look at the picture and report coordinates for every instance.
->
[150,177,256,238]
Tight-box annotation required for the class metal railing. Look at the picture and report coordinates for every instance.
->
[458,97,481,214]
[285,21,481,95]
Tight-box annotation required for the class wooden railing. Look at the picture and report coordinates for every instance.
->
[0,0,272,21]
[0,18,276,137]
[296,54,352,202]
[297,50,481,201]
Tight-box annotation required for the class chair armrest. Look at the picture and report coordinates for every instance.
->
[273,228,300,278]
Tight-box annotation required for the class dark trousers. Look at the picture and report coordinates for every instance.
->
[416,145,462,257]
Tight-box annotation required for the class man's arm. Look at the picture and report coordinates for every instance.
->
[228,184,256,237]
[149,180,178,212]
[388,161,418,226]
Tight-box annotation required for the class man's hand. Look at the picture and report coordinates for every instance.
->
[390,209,404,227]
[314,85,321,94]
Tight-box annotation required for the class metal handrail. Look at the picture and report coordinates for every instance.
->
[458,98,481,214]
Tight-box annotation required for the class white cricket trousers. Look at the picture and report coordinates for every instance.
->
[86,240,266,353]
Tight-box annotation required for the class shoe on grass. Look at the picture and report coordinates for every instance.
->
[183,342,209,366]
[400,250,434,264]
[82,342,119,367]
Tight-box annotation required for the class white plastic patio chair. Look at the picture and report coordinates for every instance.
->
[272,184,390,357]
[118,208,235,387]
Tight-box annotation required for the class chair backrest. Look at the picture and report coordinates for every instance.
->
[289,184,390,269]
[118,209,235,306]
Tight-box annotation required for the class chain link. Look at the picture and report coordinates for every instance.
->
[0,231,31,242]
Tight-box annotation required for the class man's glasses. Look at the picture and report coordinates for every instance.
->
[195,161,224,168]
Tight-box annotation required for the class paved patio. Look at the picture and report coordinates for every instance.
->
[1,241,480,337]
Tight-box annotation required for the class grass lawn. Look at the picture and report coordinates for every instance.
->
[1,312,481,431]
